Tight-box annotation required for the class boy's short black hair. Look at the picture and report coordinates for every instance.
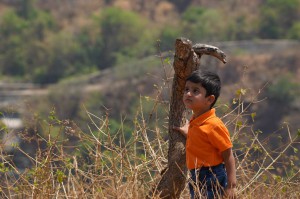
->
[186,70,221,108]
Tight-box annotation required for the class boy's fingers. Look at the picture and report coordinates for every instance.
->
[223,188,237,199]
[172,126,180,131]
[173,126,185,134]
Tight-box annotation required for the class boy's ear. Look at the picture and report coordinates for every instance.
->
[207,95,215,105]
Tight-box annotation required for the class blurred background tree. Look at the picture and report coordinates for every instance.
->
[0,0,299,83]
[94,7,152,69]
[181,7,228,42]
[258,0,300,39]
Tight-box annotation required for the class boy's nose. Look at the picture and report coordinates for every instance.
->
[186,91,192,96]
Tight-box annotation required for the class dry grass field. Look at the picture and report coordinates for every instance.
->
[1,73,299,199]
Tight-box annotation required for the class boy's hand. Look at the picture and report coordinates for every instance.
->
[223,187,237,199]
[173,120,189,138]
[222,148,237,199]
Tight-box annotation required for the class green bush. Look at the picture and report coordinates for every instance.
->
[0,11,29,76]
[158,25,182,52]
[0,8,57,80]
[258,0,300,39]
[181,7,228,42]
[95,7,151,68]
[287,22,300,40]
[267,75,299,104]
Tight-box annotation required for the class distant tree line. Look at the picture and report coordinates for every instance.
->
[0,0,299,84]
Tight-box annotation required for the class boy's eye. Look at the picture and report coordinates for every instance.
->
[184,87,200,94]
[193,89,200,94]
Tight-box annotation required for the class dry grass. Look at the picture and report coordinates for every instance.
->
[1,63,299,199]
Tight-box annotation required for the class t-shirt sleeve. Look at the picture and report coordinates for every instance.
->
[207,123,232,152]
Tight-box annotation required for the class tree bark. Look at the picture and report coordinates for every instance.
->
[150,37,226,199]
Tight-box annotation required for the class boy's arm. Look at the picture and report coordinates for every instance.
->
[222,148,237,198]
[173,120,189,138]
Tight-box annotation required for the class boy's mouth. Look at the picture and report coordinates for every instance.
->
[184,99,192,104]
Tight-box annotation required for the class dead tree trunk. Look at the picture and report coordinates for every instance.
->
[150,37,227,198]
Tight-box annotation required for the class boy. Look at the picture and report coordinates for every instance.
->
[174,70,236,199]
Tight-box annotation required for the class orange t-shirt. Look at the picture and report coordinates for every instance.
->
[186,108,232,169]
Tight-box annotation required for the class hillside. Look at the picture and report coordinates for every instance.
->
[2,39,298,135]
[0,0,299,84]
[1,39,299,198]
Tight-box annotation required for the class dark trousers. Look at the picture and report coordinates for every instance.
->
[189,164,227,199]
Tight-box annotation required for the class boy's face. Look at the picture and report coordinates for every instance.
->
[183,81,215,116]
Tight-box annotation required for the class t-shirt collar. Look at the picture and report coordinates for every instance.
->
[190,108,216,125]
